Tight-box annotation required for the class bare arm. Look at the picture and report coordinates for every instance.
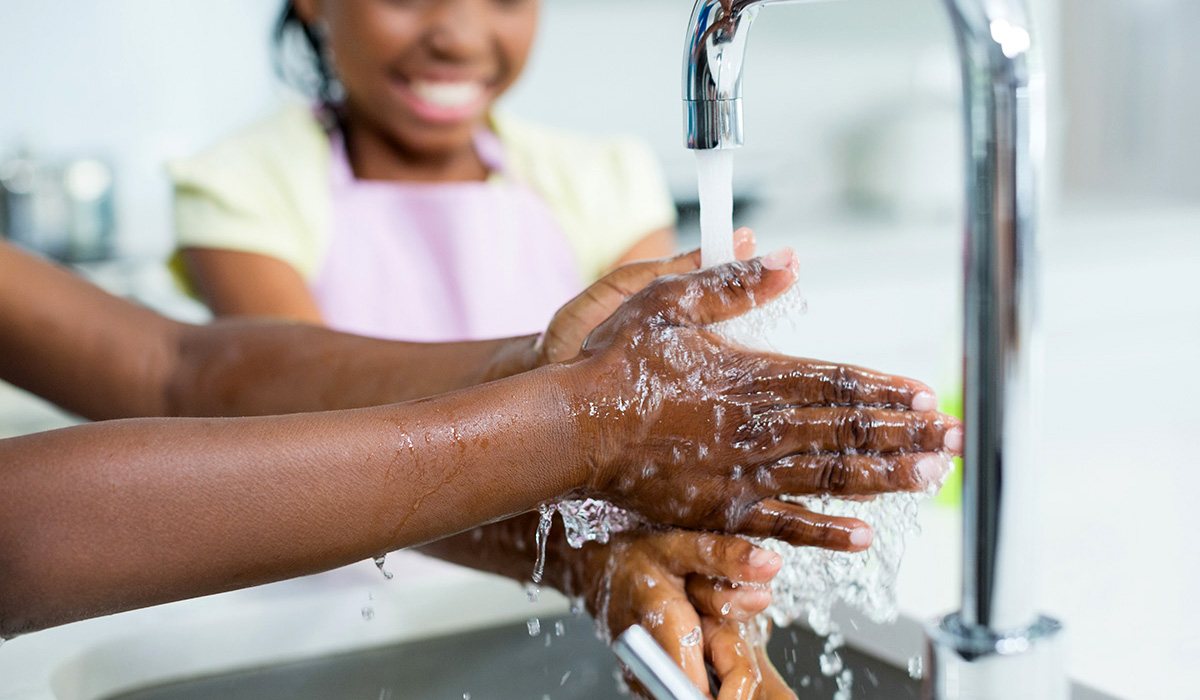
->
[181,247,324,323]
[0,364,584,636]
[0,243,537,420]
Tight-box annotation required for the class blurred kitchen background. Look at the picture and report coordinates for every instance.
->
[1,1,1197,699]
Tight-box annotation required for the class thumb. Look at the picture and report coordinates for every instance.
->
[541,249,706,363]
[660,249,799,328]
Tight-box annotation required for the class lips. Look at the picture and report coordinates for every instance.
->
[396,78,490,124]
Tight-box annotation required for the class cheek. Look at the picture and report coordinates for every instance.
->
[495,12,539,85]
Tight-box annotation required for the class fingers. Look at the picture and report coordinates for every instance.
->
[734,498,874,551]
[658,251,799,328]
[734,228,757,260]
[738,407,962,457]
[761,451,955,499]
[703,618,763,700]
[642,604,710,696]
[743,360,941,411]
[754,644,799,700]
[651,531,782,584]
[541,249,705,363]
[687,575,773,622]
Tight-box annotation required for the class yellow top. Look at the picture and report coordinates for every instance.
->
[168,102,677,289]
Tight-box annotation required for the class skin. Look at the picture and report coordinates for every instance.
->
[0,241,959,698]
[183,0,675,322]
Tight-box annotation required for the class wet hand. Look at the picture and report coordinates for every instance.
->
[581,529,781,699]
[701,616,795,700]
[537,229,757,365]
[568,250,963,549]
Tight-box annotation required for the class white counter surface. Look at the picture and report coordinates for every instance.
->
[2,205,1197,700]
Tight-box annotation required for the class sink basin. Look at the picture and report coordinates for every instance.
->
[102,613,1120,700]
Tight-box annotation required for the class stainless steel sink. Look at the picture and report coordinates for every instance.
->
[105,614,1120,700]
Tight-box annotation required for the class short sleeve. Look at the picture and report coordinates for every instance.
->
[167,103,332,294]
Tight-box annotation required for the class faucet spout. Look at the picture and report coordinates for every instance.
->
[684,0,829,150]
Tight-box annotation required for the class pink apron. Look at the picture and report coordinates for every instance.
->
[312,130,583,342]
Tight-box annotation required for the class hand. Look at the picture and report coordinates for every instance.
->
[566,250,963,548]
[537,229,757,365]
[581,528,787,700]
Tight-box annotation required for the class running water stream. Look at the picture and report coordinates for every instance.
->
[693,149,937,697]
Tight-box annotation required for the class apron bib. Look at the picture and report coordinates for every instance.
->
[312,130,582,342]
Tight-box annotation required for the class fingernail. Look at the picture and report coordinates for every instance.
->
[917,454,952,486]
[850,527,873,549]
[749,547,777,568]
[912,391,938,412]
[734,227,756,247]
[944,426,964,453]
[761,248,797,272]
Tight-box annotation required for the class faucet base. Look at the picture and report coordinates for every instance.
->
[924,613,1066,700]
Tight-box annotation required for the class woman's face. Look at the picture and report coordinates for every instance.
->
[298,0,539,159]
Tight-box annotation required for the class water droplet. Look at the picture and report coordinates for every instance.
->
[680,626,702,647]
[720,602,732,616]
[560,671,571,686]
[833,668,854,700]
[800,676,812,688]
[908,654,924,680]
[525,582,541,604]
[361,606,375,621]
[532,504,556,584]
[568,596,584,616]
[527,618,541,636]
[819,650,843,677]
[463,693,471,700]
[373,555,394,580]
[554,620,566,637]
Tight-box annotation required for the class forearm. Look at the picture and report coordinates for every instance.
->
[0,241,539,421]
[0,244,181,420]
[0,365,585,636]
[167,320,538,416]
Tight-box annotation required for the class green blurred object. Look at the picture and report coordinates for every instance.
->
[935,388,963,506]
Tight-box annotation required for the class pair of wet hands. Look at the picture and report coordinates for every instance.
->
[530,231,961,699]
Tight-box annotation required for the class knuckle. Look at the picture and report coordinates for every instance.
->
[836,407,872,451]
[827,365,856,405]
[817,454,854,494]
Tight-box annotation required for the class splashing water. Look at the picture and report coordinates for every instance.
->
[680,626,703,647]
[532,504,556,585]
[907,654,924,680]
[527,618,542,636]
[833,669,854,700]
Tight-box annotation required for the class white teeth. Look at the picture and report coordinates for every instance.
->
[409,81,484,109]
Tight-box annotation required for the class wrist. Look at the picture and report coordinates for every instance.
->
[480,334,540,384]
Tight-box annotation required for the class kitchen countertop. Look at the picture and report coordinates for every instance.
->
[2,204,1196,700]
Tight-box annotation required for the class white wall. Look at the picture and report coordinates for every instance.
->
[0,0,282,257]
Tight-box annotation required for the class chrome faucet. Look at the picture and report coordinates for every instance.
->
[684,1,1066,697]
